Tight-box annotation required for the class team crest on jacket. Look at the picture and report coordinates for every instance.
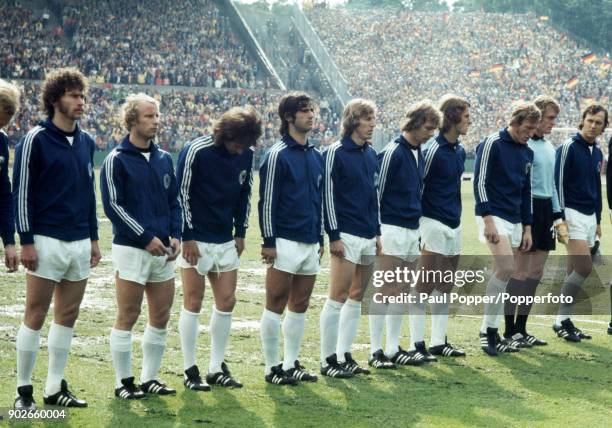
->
[163,173,171,189]
[0,156,4,166]
[374,171,380,187]
[317,174,322,189]
[239,170,247,185]
[525,162,532,176]
[88,162,93,178]
[597,161,602,172]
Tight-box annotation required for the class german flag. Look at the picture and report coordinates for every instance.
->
[581,53,596,63]
[489,63,504,73]
[566,76,579,89]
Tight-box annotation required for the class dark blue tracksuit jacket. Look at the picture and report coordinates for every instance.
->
[555,132,602,223]
[324,136,380,242]
[101,136,181,249]
[378,134,423,230]
[0,130,15,246]
[473,128,533,225]
[12,119,98,245]
[422,133,466,229]
[258,134,324,247]
[176,135,253,243]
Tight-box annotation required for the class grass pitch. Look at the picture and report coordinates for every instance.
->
[0,177,611,427]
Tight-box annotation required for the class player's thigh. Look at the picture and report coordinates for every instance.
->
[288,274,316,312]
[53,278,87,326]
[145,278,175,328]
[329,255,357,301]
[208,269,238,311]
[24,274,56,329]
[265,267,293,312]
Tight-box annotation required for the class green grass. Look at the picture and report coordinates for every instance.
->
[0,177,611,427]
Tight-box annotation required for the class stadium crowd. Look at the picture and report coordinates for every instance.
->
[4,81,340,165]
[306,9,611,151]
[1,1,266,89]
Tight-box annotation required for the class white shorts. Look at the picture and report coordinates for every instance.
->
[177,240,239,275]
[476,216,522,248]
[420,217,461,256]
[112,244,175,286]
[273,238,320,275]
[340,232,377,265]
[28,234,91,282]
[565,208,597,247]
[380,224,420,262]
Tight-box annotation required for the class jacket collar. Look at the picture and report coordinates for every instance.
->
[574,132,597,148]
[282,133,313,150]
[117,135,159,154]
[40,118,81,139]
[341,136,368,151]
[397,134,419,151]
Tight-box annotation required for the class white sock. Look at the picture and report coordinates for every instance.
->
[140,325,167,384]
[368,302,387,355]
[282,310,306,371]
[319,298,343,363]
[178,307,200,370]
[336,298,362,362]
[429,290,449,347]
[556,271,586,325]
[480,275,508,333]
[385,302,405,357]
[45,322,73,395]
[110,328,133,388]
[16,324,41,390]
[260,309,281,374]
[408,298,426,351]
[209,307,232,374]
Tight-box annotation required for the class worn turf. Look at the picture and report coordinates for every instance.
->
[0,178,611,427]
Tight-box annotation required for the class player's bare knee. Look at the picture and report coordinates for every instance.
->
[574,262,592,279]
[348,288,364,301]
[217,296,236,312]
[24,309,47,331]
[184,294,203,313]
[55,305,80,326]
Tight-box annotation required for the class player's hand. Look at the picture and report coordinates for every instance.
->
[235,237,245,257]
[261,247,276,265]
[146,237,167,257]
[375,236,382,256]
[555,221,569,245]
[167,238,181,261]
[596,224,602,239]
[330,239,345,258]
[483,216,499,244]
[4,244,19,272]
[20,244,38,271]
[182,240,200,265]
[520,226,532,252]
[90,240,102,268]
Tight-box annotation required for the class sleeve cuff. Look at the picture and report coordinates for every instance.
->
[263,237,276,248]
[2,234,15,246]
[328,229,341,242]
[90,229,99,241]
[137,230,156,249]
[234,226,246,239]
[18,232,34,246]
[552,211,563,221]
[182,228,194,241]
